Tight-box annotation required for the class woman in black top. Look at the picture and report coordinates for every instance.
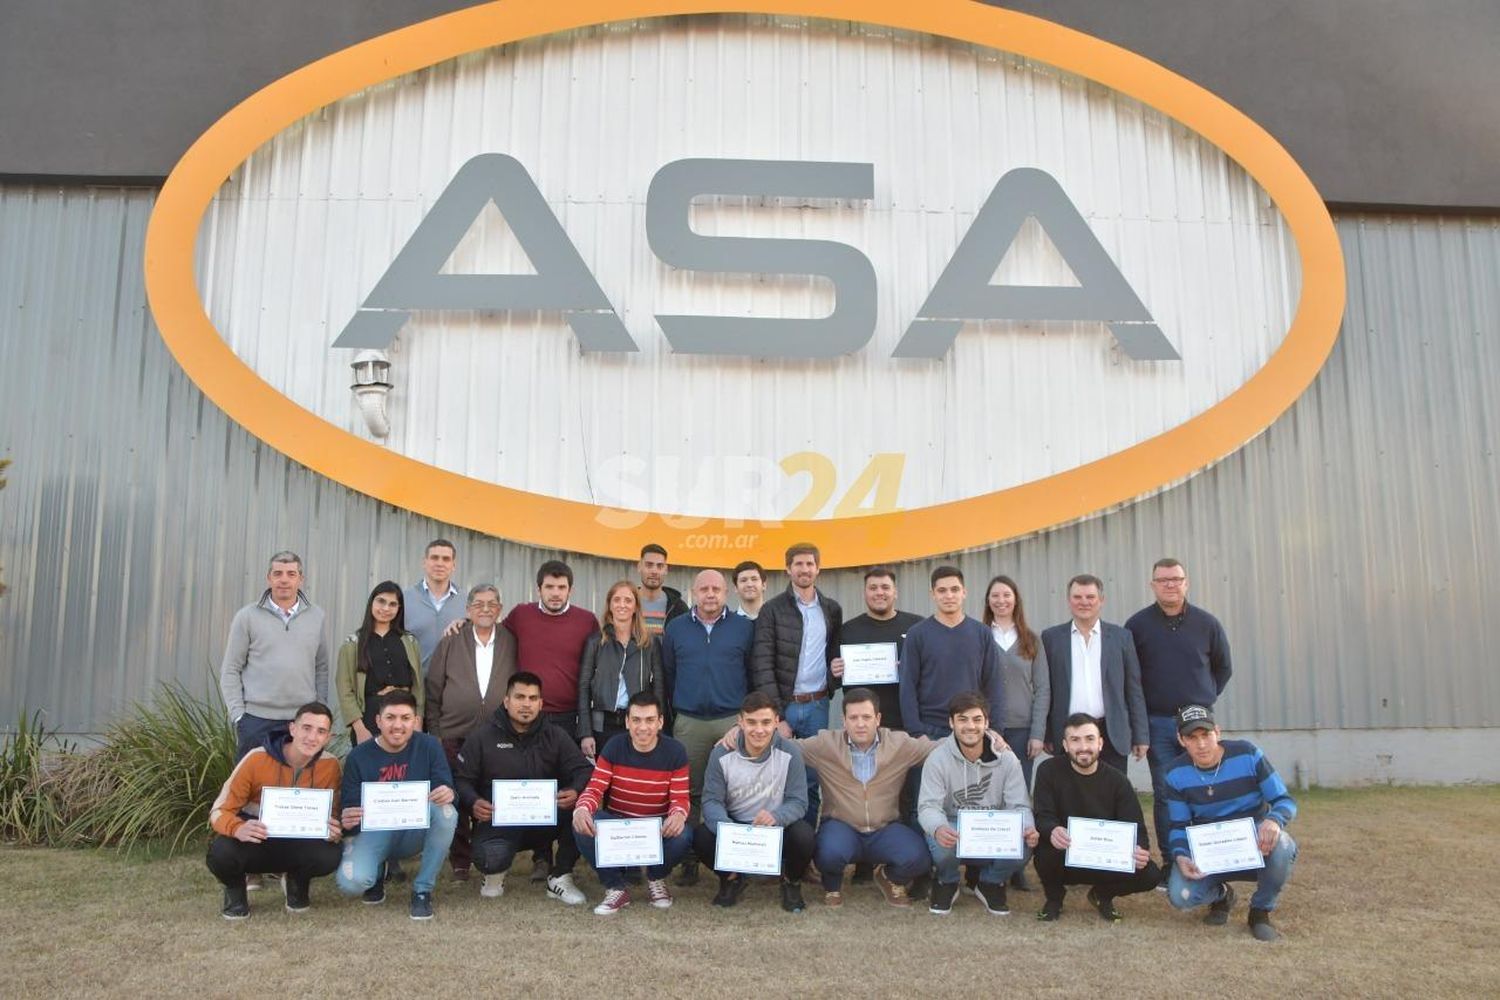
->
[335,581,426,744]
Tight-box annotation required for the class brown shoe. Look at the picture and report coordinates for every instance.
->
[873,865,911,908]
[823,890,844,908]
[451,867,471,883]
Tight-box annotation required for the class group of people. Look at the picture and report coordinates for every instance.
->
[212,541,1297,941]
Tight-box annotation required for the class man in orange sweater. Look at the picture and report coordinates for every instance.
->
[206,702,343,920]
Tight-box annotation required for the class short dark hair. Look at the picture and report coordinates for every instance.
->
[1152,557,1183,573]
[863,566,897,585]
[425,539,456,558]
[1068,573,1104,593]
[784,542,820,567]
[947,692,989,719]
[930,565,964,587]
[537,559,574,587]
[293,702,334,725]
[732,560,765,583]
[379,690,419,713]
[841,687,879,713]
[1063,712,1101,737]
[640,543,668,560]
[739,691,779,717]
[627,691,663,715]
[506,671,544,695]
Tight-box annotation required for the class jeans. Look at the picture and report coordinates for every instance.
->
[336,801,459,895]
[205,834,341,886]
[1145,714,1182,855]
[693,819,816,882]
[573,809,694,890]
[472,816,579,876]
[234,713,287,761]
[1167,828,1298,912]
[1001,726,1035,788]
[784,697,830,825]
[927,833,1031,886]
[440,737,474,871]
[814,818,928,892]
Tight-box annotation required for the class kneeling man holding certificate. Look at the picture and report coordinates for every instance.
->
[572,692,693,915]
[1163,704,1298,942]
[1032,713,1163,923]
[453,672,595,906]
[694,692,815,913]
[206,701,343,920]
[917,692,1039,917]
[336,691,459,920]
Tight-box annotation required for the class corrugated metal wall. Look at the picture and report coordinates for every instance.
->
[1,185,1496,733]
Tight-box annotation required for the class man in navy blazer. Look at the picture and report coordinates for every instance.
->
[1040,575,1149,773]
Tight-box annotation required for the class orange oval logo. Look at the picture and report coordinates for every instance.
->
[145,1,1344,567]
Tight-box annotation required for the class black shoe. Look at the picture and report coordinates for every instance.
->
[780,880,806,913]
[928,881,959,915]
[1086,886,1121,923]
[963,867,980,891]
[973,881,1010,915]
[712,875,748,908]
[362,881,386,905]
[676,860,700,887]
[283,875,311,913]
[907,873,931,903]
[851,862,874,885]
[1009,869,1033,892]
[1248,906,1282,941]
[409,890,434,920]
[221,884,250,921]
[1036,899,1063,922]
[1205,884,1235,926]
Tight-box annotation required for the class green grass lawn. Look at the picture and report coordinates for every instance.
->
[2,786,1497,999]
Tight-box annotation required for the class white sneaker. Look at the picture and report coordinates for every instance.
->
[546,873,586,906]
[480,873,506,899]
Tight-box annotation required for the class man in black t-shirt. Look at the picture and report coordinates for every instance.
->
[833,567,924,731]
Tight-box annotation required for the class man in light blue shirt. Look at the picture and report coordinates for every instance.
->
[403,539,464,666]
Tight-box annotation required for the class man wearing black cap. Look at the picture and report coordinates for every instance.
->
[1161,704,1298,941]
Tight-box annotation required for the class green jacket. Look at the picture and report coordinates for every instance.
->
[334,631,425,730]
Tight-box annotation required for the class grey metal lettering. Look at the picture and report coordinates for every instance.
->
[646,158,876,358]
[333,153,635,351]
[893,168,1179,361]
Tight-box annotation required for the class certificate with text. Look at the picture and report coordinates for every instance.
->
[259,786,333,839]
[840,642,899,685]
[956,809,1025,860]
[712,823,784,876]
[1186,818,1265,875]
[1065,817,1137,873]
[491,779,558,827]
[360,780,431,832]
[594,817,665,867]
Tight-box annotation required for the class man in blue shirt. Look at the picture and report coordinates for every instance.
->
[899,566,1005,740]
[403,539,465,666]
[1163,705,1298,941]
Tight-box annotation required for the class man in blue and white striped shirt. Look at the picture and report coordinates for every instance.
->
[1162,704,1298,941]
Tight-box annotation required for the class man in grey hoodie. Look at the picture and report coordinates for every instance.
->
[220,551,330,760]
[918,691,1039,916]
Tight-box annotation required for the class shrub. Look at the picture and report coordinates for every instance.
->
[0,710,76,845]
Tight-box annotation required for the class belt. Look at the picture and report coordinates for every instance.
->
[790,689,828,704]
[604,709,629,725]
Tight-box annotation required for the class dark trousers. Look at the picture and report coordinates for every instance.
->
[234,714,287,761]
[440,737,475,871]
[1033,842,1162,904]
[692,820,816,882]
[206,834,341,886]
[1096,717,1128,774]
[1001,726,1036,787]
[544,712,580,741]
[593,721,626,754]
[472,816,580,876]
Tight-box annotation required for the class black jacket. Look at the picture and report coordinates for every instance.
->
[752,585,843,708]
[660,586,690,624]
[452,708,594,812]
[577,630,664,738]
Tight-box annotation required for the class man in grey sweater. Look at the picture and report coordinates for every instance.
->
[220,551,329,760]
[918,691,1039,916]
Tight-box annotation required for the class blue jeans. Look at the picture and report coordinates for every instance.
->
[815,818,928,891]
[336,801,459,895]
[234,713,287,761]
[1001,726,1035,788]
[1167,828,1299,912]
[927,833,1031,885]
[784,697,830,825]
[573,809,694,890]
[1146,714,1183,854]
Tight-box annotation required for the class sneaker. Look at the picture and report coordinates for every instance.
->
[546,873,586,906]
[244,874,263,892]
[646,878,674,909]
[823,890,844,908]
[1205,884,1235,926]
[282,875,311,913]
[908,873,932,903]
[409,890,434,920]
[1036,899,1063,922]
[780,880,806,913]
[974,881,1010,915]
[530,850,550,883]
[1086,886,1121,923]
[851,862,874,885]
[451,866,471,883]
[362,881,386,905]
[675,860,700,887]
[712,875,748,908]
[222,884,250,920]
[872,865,911,908]
[480,873,506,899]
[928,881,959,915]
[593,888,631,915]
[1248,907,1282,942]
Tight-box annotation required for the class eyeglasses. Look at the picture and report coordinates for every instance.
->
[469,601,501,611]
[1152,577,1186,585]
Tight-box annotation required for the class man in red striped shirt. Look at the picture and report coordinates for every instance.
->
[572,692,692,915]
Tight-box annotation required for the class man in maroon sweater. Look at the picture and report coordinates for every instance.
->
[501,559,596,739]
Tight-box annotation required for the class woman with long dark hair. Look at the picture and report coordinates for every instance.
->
[335,581,425,744]
[577,580,663,757]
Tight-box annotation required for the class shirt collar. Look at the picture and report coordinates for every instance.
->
[538,601,572,616]
[420,578,458,599]
[845,731,881,753]
[1071,619,1099,638]
[691,605,727,625]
